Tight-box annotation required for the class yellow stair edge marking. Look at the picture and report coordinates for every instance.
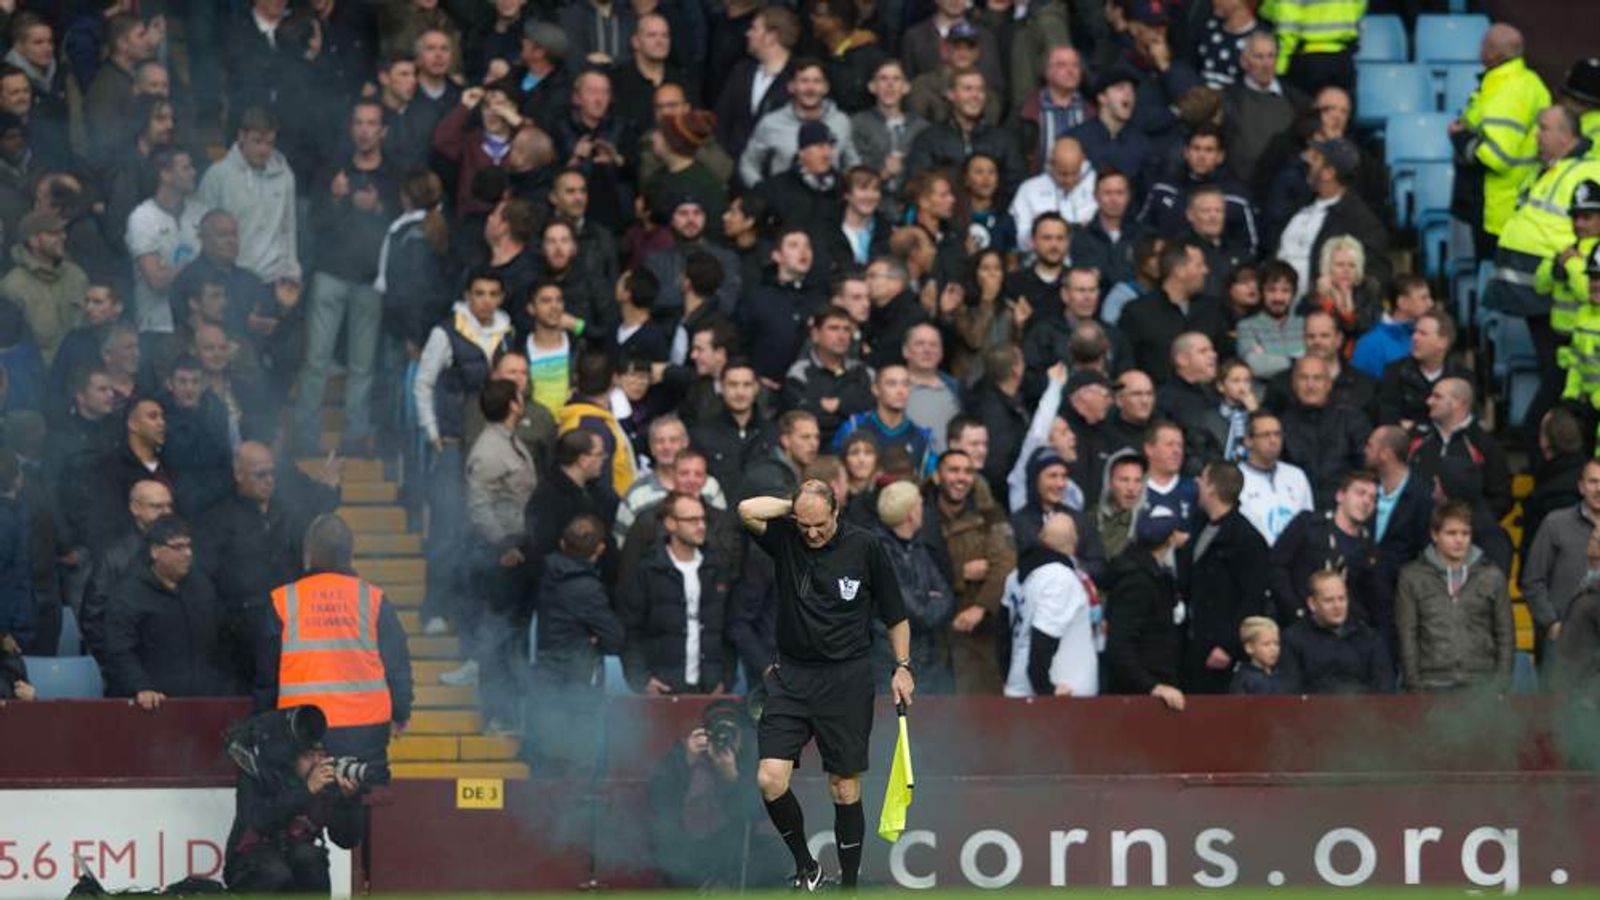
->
[407,709,482,734]
[414,684,478,707]
[460,735,521,761]
[390,735,459,762]
[392,761,529,780]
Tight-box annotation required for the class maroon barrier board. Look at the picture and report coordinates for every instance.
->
[364,772,1598,892]
[4,696,1598,891]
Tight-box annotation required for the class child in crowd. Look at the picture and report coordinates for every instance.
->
[1230,616,1287,695]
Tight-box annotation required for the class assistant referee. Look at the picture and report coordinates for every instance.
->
[739,479,915,892]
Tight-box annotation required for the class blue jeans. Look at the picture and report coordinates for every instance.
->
[295,272,381,450]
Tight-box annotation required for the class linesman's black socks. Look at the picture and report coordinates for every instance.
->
[835,801,865,888]
[765,790,816,871]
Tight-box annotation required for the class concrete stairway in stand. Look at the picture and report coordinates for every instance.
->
[297,405,528,780]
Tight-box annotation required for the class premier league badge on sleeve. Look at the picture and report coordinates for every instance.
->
[837,577,861,601]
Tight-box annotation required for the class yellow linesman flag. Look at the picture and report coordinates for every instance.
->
[877,705,914,842]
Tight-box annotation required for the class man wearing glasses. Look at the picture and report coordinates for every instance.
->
[102,515,232,707]
[618,492,733,695]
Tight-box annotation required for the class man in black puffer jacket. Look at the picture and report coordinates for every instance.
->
[619,493,734,694]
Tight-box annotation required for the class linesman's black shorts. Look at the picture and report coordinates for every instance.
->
[757,656,875,775]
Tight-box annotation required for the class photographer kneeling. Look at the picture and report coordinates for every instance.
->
[224,705,377,894]
[646,699,787,888]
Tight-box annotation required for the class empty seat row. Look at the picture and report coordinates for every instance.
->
[1356,14,1491,66]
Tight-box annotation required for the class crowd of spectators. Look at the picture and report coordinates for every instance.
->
[2,0,1600,739]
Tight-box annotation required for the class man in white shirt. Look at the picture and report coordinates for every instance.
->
[1001,513,1099,697]
[619,491,732,694]
[126,146,208,334]
[1010,136,1096,253]
[1236,411,1314,546]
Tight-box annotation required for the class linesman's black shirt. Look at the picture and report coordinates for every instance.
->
[754,517,907,664]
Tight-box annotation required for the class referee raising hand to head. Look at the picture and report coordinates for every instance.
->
[739,479,915,891]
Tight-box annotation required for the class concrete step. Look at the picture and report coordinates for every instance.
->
[357,557,426,584]
[299,457,387,483]
[406,709,483,734]
[412,659,461,682]
[390,734,459,763]
[360,532,422,556]
[414,684,477,707]
[408,635,461,659]
[339,505,407,533]
[343,481,399,505]
[460,735,521,761]
[392,761,529,780]
[385,583,426,607]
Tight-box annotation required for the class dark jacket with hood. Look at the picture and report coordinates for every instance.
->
[535,551,626,693]
[1009,453,1108,583]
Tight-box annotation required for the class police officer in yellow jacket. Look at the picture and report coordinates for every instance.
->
[1560,58,1600,158]
[1558,243,1600,441]
[1263,0,1364,94]
[1450,25,1550,257]
[257,515,414,765]
[1484,106,1600,440]
[1537,180,1600,337]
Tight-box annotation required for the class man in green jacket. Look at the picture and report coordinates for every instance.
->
[0,209,86,366]
[1396,501,1515,693]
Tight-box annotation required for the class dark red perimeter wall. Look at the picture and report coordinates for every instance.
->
[4,695,1599,892]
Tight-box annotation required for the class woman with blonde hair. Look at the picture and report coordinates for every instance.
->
[1303,234,1381,351]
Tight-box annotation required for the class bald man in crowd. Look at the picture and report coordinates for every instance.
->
[1408,377,1513,520]
[82,479,174,662]
[198,442,340,686]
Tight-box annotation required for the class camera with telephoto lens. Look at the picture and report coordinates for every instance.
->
[329,756,391,790]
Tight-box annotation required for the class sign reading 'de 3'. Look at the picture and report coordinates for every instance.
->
[456,779,504,810]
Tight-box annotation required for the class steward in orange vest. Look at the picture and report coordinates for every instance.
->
[257,515,413,764]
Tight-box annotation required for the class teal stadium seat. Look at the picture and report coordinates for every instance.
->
[1415,14,1492,67]
[20,655,103,699]
[1356,63,1433,128]
[1355,15,1407,63]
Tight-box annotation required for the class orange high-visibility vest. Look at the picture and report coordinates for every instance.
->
[271,572,392,727]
